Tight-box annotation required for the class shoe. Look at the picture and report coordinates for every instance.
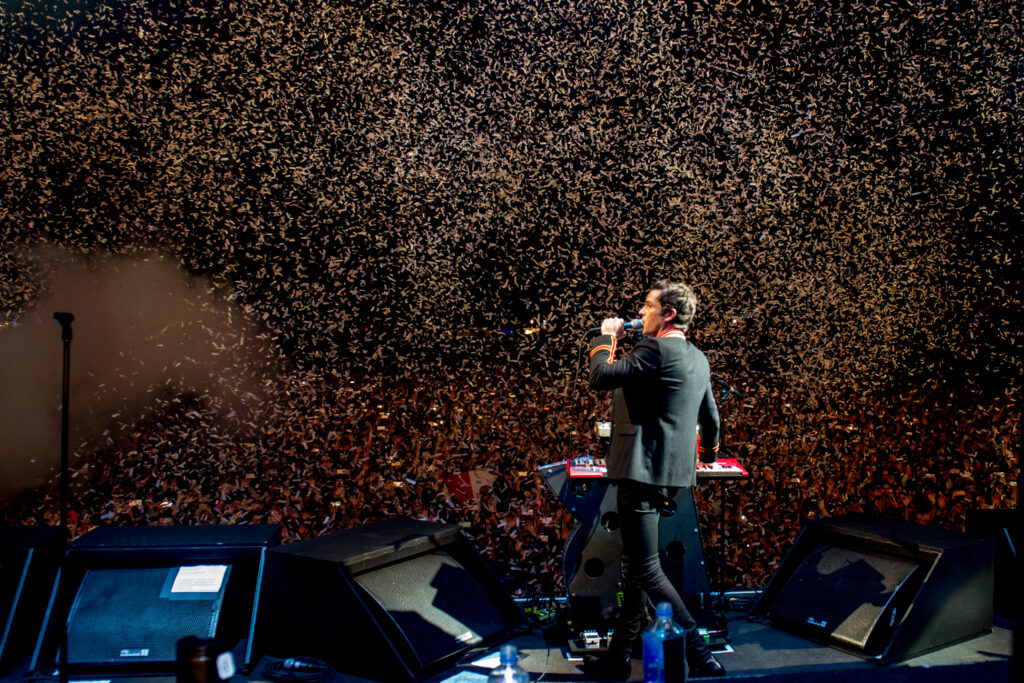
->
[688,653,726,677]
[582,650,632,681]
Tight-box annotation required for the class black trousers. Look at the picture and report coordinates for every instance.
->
[609,481,710,662]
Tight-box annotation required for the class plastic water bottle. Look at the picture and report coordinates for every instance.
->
[487,644,529,683]
[642,602,686,683]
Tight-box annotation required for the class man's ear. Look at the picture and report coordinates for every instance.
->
[663,307,677,323]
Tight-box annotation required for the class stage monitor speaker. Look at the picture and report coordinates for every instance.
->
[31,524,280,676]
[254,517,527,682]
[751,514,993,663]
[0,527,62,675]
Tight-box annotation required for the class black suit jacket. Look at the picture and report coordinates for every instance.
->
[589,333,720,488]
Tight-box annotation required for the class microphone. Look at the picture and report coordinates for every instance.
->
[587,319,642,336]
[282,658,326,671]
[53,312,75,341]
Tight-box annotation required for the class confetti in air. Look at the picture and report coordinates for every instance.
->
[1,0,1019,594]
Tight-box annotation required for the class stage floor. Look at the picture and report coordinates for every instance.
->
[4,609,1012,683]
[431,611,1014,683]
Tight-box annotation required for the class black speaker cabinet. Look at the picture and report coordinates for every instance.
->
[31,524,280,676]
[0,527,62,674]
[254,518,527,681]
[751,514,994,663]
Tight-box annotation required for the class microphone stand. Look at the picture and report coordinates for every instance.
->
[53,312,73,683]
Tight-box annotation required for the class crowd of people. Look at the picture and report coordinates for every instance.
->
[3,359,1016,599]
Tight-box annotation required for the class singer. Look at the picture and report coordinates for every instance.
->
[583,280,725,679]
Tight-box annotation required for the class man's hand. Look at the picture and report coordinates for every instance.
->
[601,317,625,338]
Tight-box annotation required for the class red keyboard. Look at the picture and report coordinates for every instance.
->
[696,457,749,479]
[566,457,748,479]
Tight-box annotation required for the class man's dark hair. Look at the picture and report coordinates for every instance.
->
[653,279,698,331]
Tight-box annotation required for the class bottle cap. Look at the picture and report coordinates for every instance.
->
[499,644,518,664]
[655,601,673,617]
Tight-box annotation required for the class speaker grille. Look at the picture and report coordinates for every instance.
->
[770,544,918,649]
[67,567,225,664]
[355,551,507,668]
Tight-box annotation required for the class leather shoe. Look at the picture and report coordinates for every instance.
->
[582,650,632,681]
[688,653,726,677]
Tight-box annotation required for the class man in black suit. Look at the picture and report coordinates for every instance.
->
[584,280,725,679]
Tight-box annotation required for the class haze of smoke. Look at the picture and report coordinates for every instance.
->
[0,246,285,502]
